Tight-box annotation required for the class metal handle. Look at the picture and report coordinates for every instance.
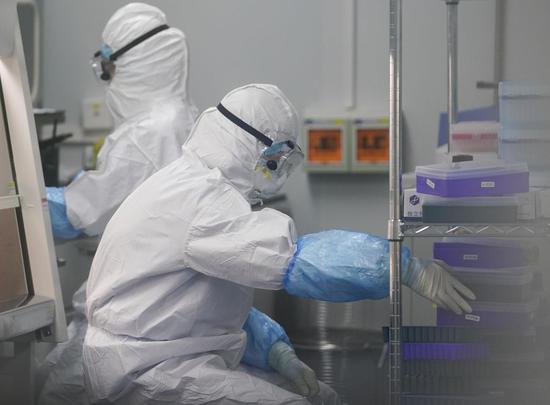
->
[476,80,498,90]
[446,0,459,153]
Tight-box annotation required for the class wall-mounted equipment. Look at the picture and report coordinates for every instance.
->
[351,117,390,173]
[303,117,348,172]
[303,112,390,174]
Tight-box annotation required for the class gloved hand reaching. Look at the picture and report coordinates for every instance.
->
[283,230,475,315]
[268,341,320,398]
[404,257,475,315]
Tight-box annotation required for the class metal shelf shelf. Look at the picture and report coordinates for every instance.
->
[401,221,550,238]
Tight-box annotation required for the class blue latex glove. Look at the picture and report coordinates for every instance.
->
[241,307,291,370]
[46,187,82,240]
[283,230,411,302]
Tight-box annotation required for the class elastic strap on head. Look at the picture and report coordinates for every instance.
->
[217,103,273,147]
[110,24,170,61]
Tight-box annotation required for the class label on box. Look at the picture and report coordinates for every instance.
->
[404,188,423,219]
[481,181,495,188]
[463,254,479,261]
[465,314,481,323]
[426,179,435,189]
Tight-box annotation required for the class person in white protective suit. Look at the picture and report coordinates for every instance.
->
[82,83,476,405]
[39,3,198,404]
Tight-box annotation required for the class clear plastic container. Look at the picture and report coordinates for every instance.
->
[422,195,518,223]
[499,138,550,170]
[499,82,550,170]
[451,267,536,303]
[450,121,498,154]
[499,81,550,129]
[437,298,539,329]
[416,160,529,197]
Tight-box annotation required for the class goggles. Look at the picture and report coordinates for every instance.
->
[216,103,304,178]
[90,24,169,82]
[255,140,304,179]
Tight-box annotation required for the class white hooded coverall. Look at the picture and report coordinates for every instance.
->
[83,84,339,405]
[39,3,198,405]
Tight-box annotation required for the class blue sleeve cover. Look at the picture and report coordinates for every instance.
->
[241,307,291,370]
[283,230,411,302]
[46,187,82,240]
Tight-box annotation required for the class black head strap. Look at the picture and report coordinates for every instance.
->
[217,103,273,147]
[110,24,170,61]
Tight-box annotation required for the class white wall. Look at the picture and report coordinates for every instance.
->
[502,0,550,81]
[40,0,496,329]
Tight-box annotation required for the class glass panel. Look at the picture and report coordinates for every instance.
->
[0,208,29,311]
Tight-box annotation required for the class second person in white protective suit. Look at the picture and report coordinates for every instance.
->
[39,3,198,404]
[83,84,475,404]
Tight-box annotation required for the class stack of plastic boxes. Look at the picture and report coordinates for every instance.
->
[392,240,544,404]
[499,82,550,174]
[394,161,548,404]
[433,239,546,404]
[413,159,530,223]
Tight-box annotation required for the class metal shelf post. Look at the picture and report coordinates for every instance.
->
[446,0,460,153]
[388,0,403,403]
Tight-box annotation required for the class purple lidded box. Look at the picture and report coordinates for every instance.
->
[433,241,537,269]
[402,343,488,360]
[437,299,538,329]
[416,160,529,197]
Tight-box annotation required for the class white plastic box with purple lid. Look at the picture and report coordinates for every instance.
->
[415,160,529,197]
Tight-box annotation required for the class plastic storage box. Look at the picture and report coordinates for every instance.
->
[499,81,550,128]
[422,196,518,223]
[383,326,538,345]
[499,82,550,170]
[437,298,539,328]
[403,343,488,360]
[451,267,536,303]
[450,121,498,154]
[416,161,529,197]
[433,241,538,268]
[499,138,550,170]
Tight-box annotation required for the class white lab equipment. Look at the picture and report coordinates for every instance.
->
[0,1,66,403]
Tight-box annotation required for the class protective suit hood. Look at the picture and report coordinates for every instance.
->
[102,2,192,126]
[185,84,300,203]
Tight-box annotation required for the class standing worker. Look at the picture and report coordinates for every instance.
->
[39,3,198,404]
[83,84,475,404]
